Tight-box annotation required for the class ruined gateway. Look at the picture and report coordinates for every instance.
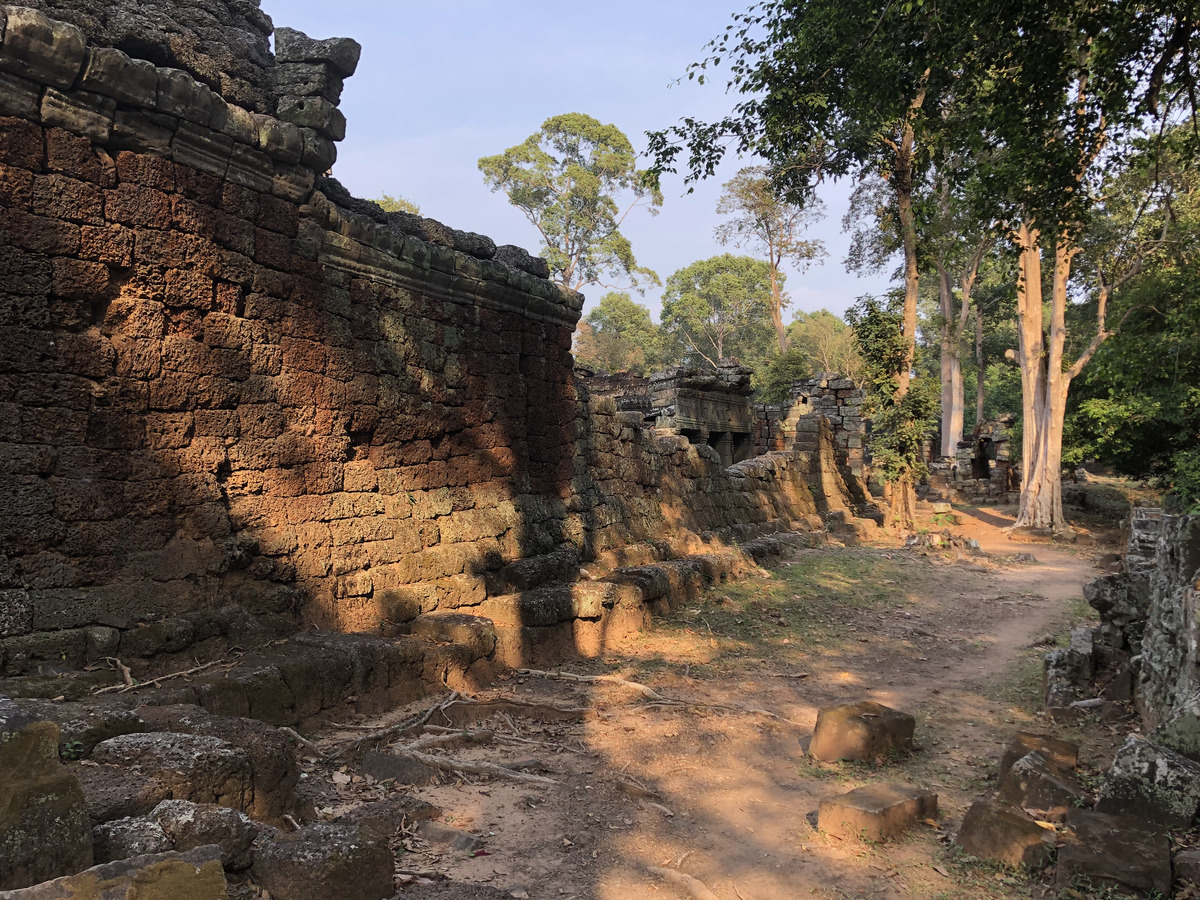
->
[0,2,881,894]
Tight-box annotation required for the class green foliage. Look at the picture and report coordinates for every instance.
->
[756,310,864,403]
[647,0,954,204]
[374,193,420,215]
[1063,131,1200,511]
[573,292,662,375]
[479,113,662,292]
[61,739,84,761]
[847,295,939,485]
[659,254,777,370]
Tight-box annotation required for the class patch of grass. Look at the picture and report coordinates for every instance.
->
[658,549,915,662]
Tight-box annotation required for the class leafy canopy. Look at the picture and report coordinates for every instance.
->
[660,254,777,370]
[574,292,662,375]
[846,294,938,486]
[479,113,663,292]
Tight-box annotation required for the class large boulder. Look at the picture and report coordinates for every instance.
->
[0,698,93,890]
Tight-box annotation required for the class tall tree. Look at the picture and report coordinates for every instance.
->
[956,0,1196,532]
[847,295,939,528]
[479,113,662,292]
[659,254,777,369]
[714,166,826,353]
[927,172,993,457]
[573,292,662,375]
[648,0,957,527]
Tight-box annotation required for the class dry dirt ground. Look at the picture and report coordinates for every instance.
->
[295,506,1130,900]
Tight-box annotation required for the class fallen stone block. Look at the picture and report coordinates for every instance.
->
[1095,734,1200,828]
[136,705,300,824]
[998,751,1084,821]
[817,784,937,842]
[955,799,1056,867]
[1043,649,1080,712]
[0,846,226,899]
[91,732,252,811]
[92,816,172,863]
[1056,808,1171,897]
[0,699,93,890]
[74,765,171,825]
[998,732,1079,781]
[251,823,393,900]
[809,700,915,762]
[151,800,259,871]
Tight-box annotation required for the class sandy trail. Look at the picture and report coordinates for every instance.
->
[346,508,1112,900]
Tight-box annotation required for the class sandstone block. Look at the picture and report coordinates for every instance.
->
[299,127,336,171]
[998,751,1084,820]
[91,732,252,811]
[1056,808,1171,897]
[110,108,177,155]
[998,731,1079,780]
[79,48,157,107]
[276,95,346,141]
[817,784,936,841]
[955,799,1055,867]
[155,67,214,125]
[92,816,172,863]
[274,28,362,78]
[0,71,41,119]
[1149,696,1200,762]
[40,88,114,143]
[0,8,85,90]
[273,62,344,103]
[1176,847,1200,887]
[172,122,232,179]
[1095,734,1200,828]
[151,799,259,871]
[410,612,497,658]
[0,846,227,900]
[0,699,93,889]
[251,823,392,900]
[809,700,915,762]
[252,114,304,165]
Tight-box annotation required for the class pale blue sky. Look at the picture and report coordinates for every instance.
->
[260,1,895,319]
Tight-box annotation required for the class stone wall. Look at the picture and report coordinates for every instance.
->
[1085,510,1200,727]
[0,4,856,675]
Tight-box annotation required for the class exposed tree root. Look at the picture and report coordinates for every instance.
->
[647,865,720,900]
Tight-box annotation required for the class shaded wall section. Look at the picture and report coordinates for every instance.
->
[0,4,850,674]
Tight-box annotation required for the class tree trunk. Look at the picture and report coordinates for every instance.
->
[1013,228,1075,533]
[937,262,964,458]
[886,108,923,530]
[769,264,788,355]
[974,305,985,427]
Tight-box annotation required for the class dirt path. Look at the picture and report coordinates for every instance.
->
[313,508,1117,900]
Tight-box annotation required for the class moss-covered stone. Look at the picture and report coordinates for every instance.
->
[0,703,93,890]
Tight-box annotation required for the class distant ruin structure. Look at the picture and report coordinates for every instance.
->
[925,416,1016,504]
